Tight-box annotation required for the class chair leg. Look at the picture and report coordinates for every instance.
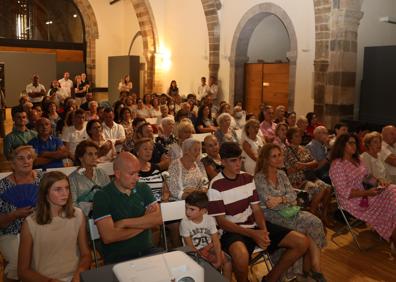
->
[92,240,99,268]
[162,224,168,252]
[337,209,362,250]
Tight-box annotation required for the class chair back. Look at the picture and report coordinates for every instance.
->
[97,162,114,176]
[46,166,78,176]
[160,200,186,222]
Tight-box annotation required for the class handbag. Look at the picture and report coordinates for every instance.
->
[278,206,301,219]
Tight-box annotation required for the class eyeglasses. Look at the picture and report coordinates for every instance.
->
[347,141,357,145]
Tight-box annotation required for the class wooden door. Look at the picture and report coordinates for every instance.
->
[244,63,289,117]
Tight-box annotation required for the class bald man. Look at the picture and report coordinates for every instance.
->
[92,152,162,263]
[379,125,396,183]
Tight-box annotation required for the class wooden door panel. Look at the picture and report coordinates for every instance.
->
[244,64,263,115]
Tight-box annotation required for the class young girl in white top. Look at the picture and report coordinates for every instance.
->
[18,171,91,282]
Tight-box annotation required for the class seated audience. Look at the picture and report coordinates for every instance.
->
[241,119,264,175]
[157,104,172,124]
[233,105,246,130]
[259,105,276,143]
[286,111,297,128]
[379,125,396,184]
[180,191,232,280]
[361,131,390,182]
[102,107,126,152]
[296,116,312,147]
[274,105,286,123]
[150,96,161,118]
[4,110,37,159]
[168,138,208,200]
[306,126,331,184]
[135,98,150,118]
[329,133,396,248]
[0,146,43,281]
[28,118,69,169]
[156,117,177,153]
[306,112,321,138]
[168,119,195,160]
[255,143,327,281]
[195,104,216,133]
[201,135,223,180]
[285,127,332,223]
[79,92,94,111]
[328,122,348,147]
[86,119,116,163]
[207,142,309,282]
[86,100,99,121]
[69,141,110,216]
[214,113,239,145]
[26,108,40,130]
[135,138,170,202]
[119,107,134,137]
[44,102,60,135]
[134,122,169,170]
[273,122,288,152]
[93,152,162,263]
[18,172,91,282]
[61,109,88,159]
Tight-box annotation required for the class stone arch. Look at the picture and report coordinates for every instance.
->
[229,3,297,109]
[130,0,158,94]
[73,0,99,83]
[201,0,221,79]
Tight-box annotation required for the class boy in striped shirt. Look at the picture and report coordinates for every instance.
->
[208,142,309,282]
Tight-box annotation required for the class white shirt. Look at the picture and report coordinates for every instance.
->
[61,124,88,156]
[208,84,219,100]
[26,83,46,103]
[361,152,388,181]
[179,214,217,250]
[379,141,396,182]
[58,78,74,97]
[197,84,210,101]
[102,122,126,152]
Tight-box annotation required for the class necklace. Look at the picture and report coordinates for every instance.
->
[12,171,35,185]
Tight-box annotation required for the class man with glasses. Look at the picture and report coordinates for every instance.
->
[3,110,37,159]
[207,142,309,282]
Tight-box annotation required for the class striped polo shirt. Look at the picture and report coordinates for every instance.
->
[207,172,260,229]
[139,164,164,202]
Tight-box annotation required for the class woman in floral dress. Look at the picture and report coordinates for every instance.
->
[329,133,396,246]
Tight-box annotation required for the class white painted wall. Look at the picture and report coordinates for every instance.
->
[150,0,208,96]
[89,0,143,88]
[217,0,315,116]
[247,15,290,63]
[355,0,396,117]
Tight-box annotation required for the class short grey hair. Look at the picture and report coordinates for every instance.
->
[161,116,175,127]
[181,138,201,154]
[217,112,232,126]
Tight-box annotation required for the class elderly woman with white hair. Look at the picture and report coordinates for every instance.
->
[167,138,208,200]
[168,118,195,160]
[156,116,177,153]
[214,112,239,145]
[86,100,99,121]
[0,145,44,281]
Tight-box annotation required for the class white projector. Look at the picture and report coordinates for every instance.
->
[112,251,204,282]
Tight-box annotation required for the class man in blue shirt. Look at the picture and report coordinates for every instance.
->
[28,117,69,169]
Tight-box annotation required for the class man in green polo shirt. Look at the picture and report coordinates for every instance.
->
[3,109,37,159]
[92,152,162,263]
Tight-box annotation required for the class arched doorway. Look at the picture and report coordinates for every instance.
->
[229,3,297,112]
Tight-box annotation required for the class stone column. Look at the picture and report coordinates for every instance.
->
[230,55,249,106]
[313,0,363,127]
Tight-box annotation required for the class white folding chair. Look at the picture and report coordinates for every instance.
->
[46,166,78,176]
[249,246,273,278]
[97,162,114,176]
[88,218,101,268]
[332,191,366,250]
[160,200,186,252]
[0,171,12,180]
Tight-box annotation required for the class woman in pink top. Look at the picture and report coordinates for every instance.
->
[259,105,276,143]
[329,133,396,246]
